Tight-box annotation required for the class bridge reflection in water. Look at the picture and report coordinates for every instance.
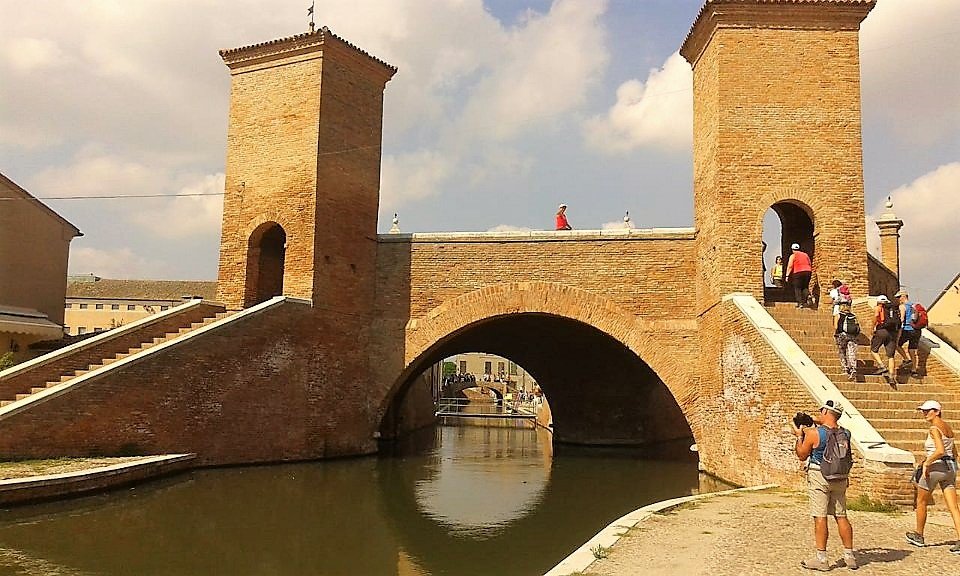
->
[0,426,726,576]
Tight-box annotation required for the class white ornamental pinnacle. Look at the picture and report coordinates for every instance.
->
[880,196,898,221]
[623,211,632,229]
[389,213,401,234]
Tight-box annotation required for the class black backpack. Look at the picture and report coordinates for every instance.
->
[840,312,860,336]
[820,426,853,481]
[882,303,901,331]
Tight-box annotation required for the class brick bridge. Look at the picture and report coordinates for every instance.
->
[3,0,956,503]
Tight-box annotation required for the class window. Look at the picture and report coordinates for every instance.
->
[484,361,492,375]
[95,304,104,310]
[65,303,72,309]
[127,305,136,311]
[78,327,87,334]
[94,327,104,333]
[459,361,467,374]
[160,305,169,311]
[79,304,88,309]
[509,361,518,375]
[111,304,120,310]
[498,361,505,375]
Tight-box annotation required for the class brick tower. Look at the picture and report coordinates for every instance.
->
[681,0,876,311]
[216,28,396,310]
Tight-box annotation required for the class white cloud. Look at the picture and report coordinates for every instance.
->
[131,173,224,239]
[601,220,630,230]
[1,37,65,72]
[868,162,960,302]
[584,51,693,153]
[69,247,169,279]
[860,0,960,145]
[380,150,455,210]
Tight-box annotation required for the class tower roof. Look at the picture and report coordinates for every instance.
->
[681,0,876,66]
[219,26,396,78]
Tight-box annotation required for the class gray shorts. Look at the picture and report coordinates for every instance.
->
[808,467,848,517]
[915,460,957,492]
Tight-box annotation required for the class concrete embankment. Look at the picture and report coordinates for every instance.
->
[0,454,195,506]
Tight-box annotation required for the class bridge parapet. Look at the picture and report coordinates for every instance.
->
[377,227,695,243]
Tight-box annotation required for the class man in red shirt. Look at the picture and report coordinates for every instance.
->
[786,242,813,308]
[555,204,572,230]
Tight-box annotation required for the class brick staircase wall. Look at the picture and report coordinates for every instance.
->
[0,298,379,466]
[0,302,224,404]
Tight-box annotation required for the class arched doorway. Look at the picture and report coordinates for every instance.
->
[245,222,286,307]
[763,200,815,303]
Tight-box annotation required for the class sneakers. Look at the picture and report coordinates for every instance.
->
[905,531,925,547]
[951,542,960,555]
[843,553,858,570]
[800,555,831,571]
[902,359,914,369]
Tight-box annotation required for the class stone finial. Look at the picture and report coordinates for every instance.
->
[389,213,401,234]
[623,211,633,229]
[875,196,904,277]
[879,196,897,221]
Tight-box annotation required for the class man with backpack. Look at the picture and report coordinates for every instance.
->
[895,290,926,377]
[794,399,856,571]
[870,295,900,386]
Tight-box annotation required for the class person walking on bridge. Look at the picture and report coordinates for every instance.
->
[786,243,813,308]
[555,203,572,230]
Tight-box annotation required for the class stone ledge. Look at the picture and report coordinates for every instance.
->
[0,454,195,506]
[378,227,696,244]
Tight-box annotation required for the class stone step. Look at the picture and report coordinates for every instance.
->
[0,400,13,407]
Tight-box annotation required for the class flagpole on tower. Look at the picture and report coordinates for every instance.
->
[308,1,316,33]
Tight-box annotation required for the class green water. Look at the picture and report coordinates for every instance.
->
[0,426,720,575]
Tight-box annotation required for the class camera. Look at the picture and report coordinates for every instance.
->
[793,412,814,428]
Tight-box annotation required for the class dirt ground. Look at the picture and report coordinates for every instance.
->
[0,458,143,480]
[583,489,959,575]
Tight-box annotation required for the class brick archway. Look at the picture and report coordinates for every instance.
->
[245,221,286,307]
[384,282,699,446]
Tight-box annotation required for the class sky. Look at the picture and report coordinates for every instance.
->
[1,0,958,305]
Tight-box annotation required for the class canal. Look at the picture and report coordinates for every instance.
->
[0,425,724,575]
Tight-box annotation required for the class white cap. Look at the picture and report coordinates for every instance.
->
[876,295,890,303]
[917,400,942,412]
[820,399,843,415]
[791,243,800,250]
[558,203,567,209]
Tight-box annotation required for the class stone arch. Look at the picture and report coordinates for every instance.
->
[759,197,817,302]
[245,220,287,307]
[383,282,699,447]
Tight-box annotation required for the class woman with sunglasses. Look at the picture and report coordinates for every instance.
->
[906,400,960,554]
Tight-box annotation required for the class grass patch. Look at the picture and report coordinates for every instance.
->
[846,494,899,513]
[590,544,610,560]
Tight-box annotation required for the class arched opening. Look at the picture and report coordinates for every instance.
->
[763,201,815,303]
[381,313,693,449]
[245,222,286,307]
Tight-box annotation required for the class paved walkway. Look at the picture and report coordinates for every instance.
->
[0,457,143,480]
[583,489,959,575]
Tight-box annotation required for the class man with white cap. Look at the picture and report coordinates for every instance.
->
[869,295,899,385]
[906,399,960,554]
[555,203,571,230]
[795,399,856,570]
[785,242,813,308]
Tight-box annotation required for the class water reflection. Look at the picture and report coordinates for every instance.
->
[0,425,716,576]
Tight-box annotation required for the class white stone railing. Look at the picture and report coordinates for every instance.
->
[377,227,696,243]
[726,292,914,465]
[0,298,209,381]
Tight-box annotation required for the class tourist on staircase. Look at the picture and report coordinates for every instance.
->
[905,400,960,555]
[835,301,860,381]
[771,255,785,288]
[786,243,813,309]
[870,295,899,386]
[895,290,924,378]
